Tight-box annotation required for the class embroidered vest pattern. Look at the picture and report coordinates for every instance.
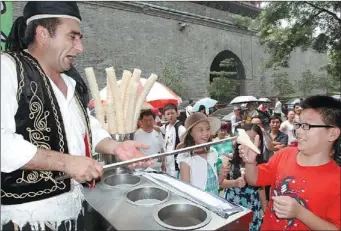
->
[1,51,92,205]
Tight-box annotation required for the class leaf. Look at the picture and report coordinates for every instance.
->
[258,1,341,83]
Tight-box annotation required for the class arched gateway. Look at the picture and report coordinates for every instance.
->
[210,50,246,100]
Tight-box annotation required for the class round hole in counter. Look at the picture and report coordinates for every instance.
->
[153,203,211,230]
[125,186,170,206]
[102,174,142,189]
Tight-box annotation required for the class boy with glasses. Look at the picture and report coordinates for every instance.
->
[238,95,341,230]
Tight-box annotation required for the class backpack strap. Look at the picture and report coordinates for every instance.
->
[173,121,183,171]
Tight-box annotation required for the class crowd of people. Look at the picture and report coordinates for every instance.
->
[134,95,341,231]
[1,2,340,231]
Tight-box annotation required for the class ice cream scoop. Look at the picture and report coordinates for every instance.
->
[236,128,261,154]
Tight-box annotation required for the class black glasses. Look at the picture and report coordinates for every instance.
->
[293,122,334,130]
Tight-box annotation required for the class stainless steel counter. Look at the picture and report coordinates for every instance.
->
[84,171,252,230]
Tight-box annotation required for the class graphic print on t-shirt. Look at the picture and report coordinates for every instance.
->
[270,175,308,229]
[165,133,173,150]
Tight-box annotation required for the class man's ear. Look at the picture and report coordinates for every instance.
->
[329,127,341,143]
[35,26,49,45]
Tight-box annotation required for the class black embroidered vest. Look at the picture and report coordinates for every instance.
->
[1,51,92,205]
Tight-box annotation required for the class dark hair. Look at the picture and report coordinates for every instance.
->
[25,18,61,46]
[184,131,196,148]
[163,103,178,113]
[198,105,206,112]
[301,96,341,159]
[6,18,61,51]
[189,99,193,104]
[270,115,282,123]
[301,96,341,129]
[294,103,301,109]
[230,123,264,180]
[139,110,155,120]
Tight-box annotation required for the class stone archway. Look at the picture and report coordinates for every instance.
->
[209,50,246,101]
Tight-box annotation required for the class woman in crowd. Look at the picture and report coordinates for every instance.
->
[224,123,267,231]
[176,113,229,195]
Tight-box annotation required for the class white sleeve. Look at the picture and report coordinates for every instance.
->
[158,131,165,152]
[280,121,286,132]
[89,114,111,152]
[160,124,166,135]
[176,152,191,165]
[1,54,38,173]
[178,125,186,138]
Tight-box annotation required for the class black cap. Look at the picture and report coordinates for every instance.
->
[24,1,82,24]
[5,1,81,52]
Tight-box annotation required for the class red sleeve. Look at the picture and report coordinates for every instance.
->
[326,181,341,229]
[256,148,288,186]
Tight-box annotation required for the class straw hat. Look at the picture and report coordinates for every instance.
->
[180,112,221,142]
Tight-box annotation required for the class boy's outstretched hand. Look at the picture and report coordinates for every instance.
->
[238,134,260,164]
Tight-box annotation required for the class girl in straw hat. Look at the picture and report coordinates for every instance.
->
[176,112,230,196]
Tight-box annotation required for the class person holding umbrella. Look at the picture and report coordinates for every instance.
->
[231,106,243,135]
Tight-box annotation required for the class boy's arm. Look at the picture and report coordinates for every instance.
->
[297,207,339,230]
[244,162,259,186]
[299,184,340,230]
[245,150,282,186]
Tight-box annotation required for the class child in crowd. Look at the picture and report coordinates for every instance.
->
[239,95,341,230]
[156,103,186,177]
[176,112,229,196]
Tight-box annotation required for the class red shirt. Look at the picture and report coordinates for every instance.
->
[257,147,341,230]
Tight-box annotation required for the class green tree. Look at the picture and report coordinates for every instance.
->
[158,59,185,97]
[272,72,296,97]
[316,72,340,95]
[295,70,318,97]
[258,2,341,90]
[207,77,239,102]
[209,58,240,102]
[210,58,238,78]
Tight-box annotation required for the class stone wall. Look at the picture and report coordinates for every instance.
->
[12,1,329,100]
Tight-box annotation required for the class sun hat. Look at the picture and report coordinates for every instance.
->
[180,112,221,142]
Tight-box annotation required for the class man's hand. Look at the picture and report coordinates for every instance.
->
[114,140,152,168]
[64,155,103,183]
[238,134,260,164]
[272,196,302,219]
[234,177,246,188]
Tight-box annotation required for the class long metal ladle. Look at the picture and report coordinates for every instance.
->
[55,136,237,181]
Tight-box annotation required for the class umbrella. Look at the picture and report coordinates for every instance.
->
[193,97,218,111]
[230,96,258,105]
[332,94,340,100]
[258,97,271,103]
[89,78,182,109]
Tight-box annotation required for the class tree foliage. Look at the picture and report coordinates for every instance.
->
[315,71,341,94]
[209,58,240,102]
[207,77,239,102]
[158,59,185,97]
[210,58,238,78]
[295,70,318,97]
[272,72,296,97]
[258,2,341,85]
